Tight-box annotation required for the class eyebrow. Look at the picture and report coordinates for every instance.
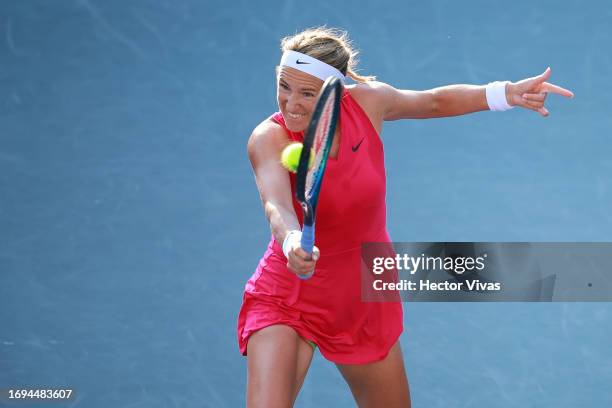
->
[279,78,317,93]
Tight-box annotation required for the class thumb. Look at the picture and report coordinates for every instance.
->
[526,67,551,89]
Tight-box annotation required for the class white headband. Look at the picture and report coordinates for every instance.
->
[280,50,346,83]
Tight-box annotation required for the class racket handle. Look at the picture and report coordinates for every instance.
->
[299,224,315,280]
[298,272,314,280]
[301,224,315,254]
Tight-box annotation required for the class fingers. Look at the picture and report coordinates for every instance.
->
[287,246,319,278]
[539,67,552,82]
[512,66,574,116]
[522,92,547,103]
[520,67,551,90]
[519,92,546,109]
[536,67,552,87]
[515,67,574,98]
[540,82,574,98]
[514,92,549,116]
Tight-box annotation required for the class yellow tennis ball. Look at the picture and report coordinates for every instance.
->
[281,143,314,173]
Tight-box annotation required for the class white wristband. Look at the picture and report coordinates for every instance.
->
[486,81,513,111]
[282,230,302,259]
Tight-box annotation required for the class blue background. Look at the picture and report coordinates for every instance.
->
[1,0,610,406]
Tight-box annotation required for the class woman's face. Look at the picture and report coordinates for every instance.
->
[277,66,323,132]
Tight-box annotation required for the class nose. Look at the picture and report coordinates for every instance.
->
[285,92,301,112]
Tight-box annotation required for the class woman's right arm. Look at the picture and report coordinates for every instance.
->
[247,120,318,276]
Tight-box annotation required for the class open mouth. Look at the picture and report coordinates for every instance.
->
[287,112,306,120]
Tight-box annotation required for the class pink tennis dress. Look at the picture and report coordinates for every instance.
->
[237,90,403,364]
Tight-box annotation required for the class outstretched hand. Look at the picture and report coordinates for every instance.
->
[507,67,574,117]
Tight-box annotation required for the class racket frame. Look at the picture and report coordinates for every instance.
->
[294,76,343,271]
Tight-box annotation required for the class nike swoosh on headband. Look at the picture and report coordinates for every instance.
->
[280,50,345,83]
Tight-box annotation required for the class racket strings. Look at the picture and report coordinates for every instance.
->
[305,88,337,198]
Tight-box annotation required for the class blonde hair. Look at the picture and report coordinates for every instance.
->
[280,27,375,83]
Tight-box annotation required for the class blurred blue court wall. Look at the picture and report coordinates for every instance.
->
[1,1,611,406]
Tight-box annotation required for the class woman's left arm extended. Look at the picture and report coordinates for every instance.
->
[381,67,574,120]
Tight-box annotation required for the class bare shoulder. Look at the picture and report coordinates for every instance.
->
[348,80,395,96]
[247,118,289,163]
[348,81,397,111]
[346,81,396,132]
[250,118,286,144]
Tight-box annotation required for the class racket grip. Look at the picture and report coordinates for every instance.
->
[298,271,314,280]
[299,224,315,280]
[301,224,315,254]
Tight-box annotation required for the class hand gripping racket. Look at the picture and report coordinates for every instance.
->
[295,76,343,279]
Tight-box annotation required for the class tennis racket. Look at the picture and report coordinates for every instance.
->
[295,76,343,279]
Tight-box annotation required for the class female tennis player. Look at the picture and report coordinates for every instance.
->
[238,27,573,408]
